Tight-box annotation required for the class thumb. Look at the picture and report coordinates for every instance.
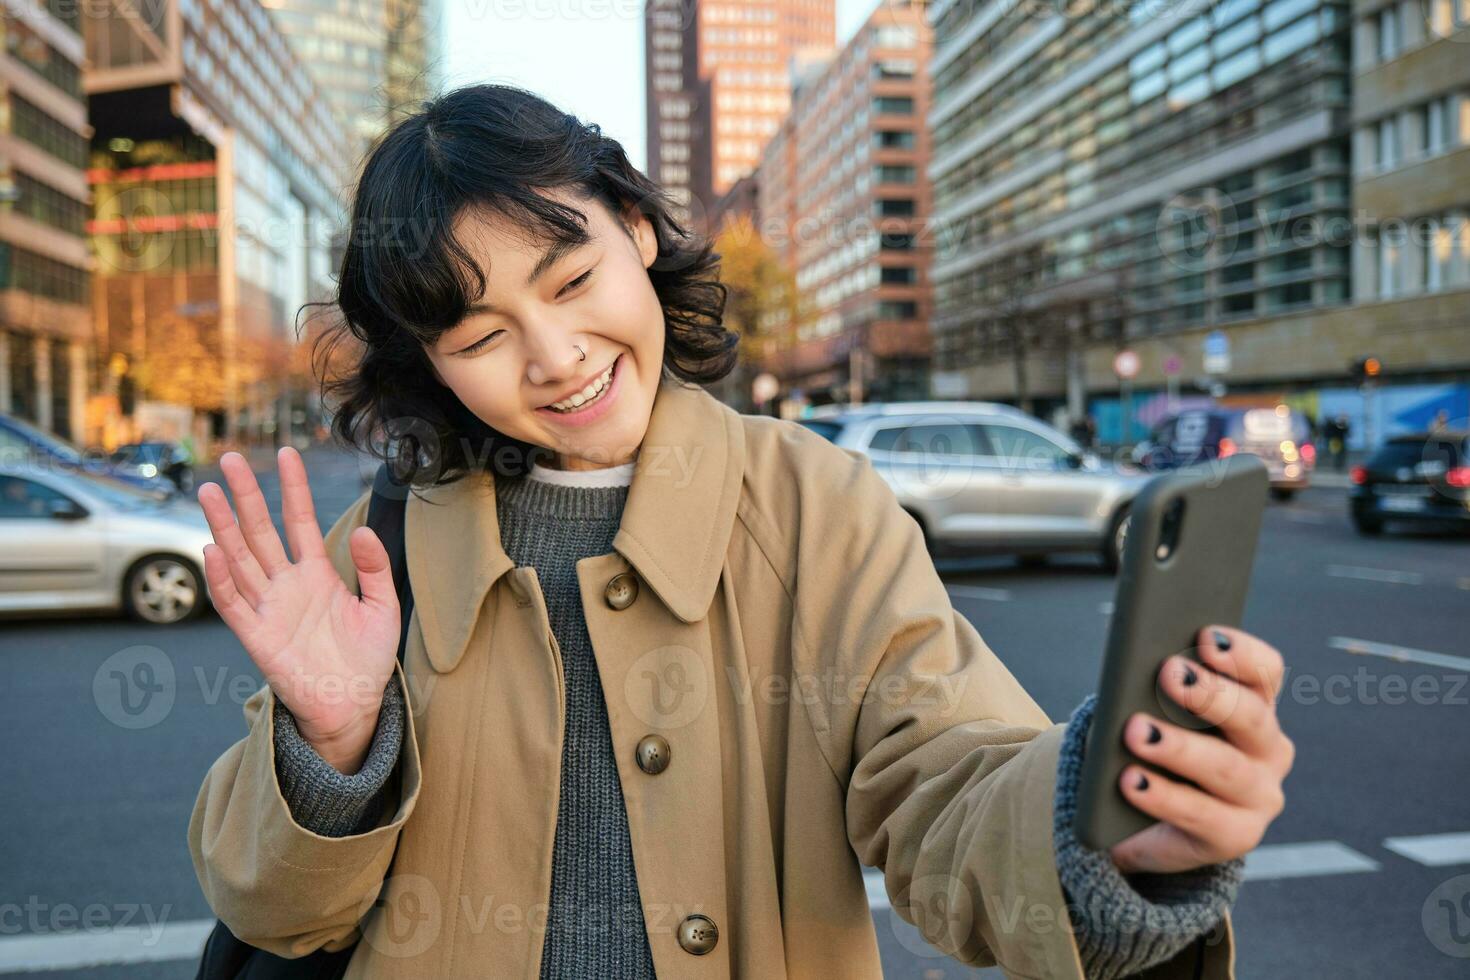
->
[348,525,398,610]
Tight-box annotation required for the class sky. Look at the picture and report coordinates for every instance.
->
[440,0,879,175]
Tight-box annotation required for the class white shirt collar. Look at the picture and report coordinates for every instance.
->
[526,460,636,488]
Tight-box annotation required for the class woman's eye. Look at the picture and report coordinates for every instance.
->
[459,331,502,356]
[561,268,594,295]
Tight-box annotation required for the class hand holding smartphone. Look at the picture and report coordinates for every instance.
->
[1072,453,1270,852]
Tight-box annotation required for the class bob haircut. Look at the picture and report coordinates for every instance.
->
[313,83,739,487]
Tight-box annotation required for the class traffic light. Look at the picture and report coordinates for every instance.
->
[1351,356,1382,382]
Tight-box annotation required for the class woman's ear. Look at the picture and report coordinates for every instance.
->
[625,204,658,270]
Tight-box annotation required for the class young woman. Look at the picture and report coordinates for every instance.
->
[189,85,1293,979]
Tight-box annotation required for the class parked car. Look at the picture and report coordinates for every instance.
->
[798,402,1148,571]
[0,462,215,624]
[1349,431,1470,535]
[1132,405,1314,499]
[110,441,196,493]
[0,413,179,497]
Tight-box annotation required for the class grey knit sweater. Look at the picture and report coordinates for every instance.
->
[269,470,1240,978]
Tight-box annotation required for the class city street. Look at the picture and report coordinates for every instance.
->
[1,447,1466,978]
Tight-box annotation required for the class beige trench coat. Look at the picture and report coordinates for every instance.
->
[189,379,1236,979]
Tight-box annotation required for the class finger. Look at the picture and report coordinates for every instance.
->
[349,526,398,610]
[218,452,292,576]
[203,543,262,638]
[1199,626,1286,703]
[1119,762,1265,862]
[277,447,326,563]
[1125,712,1285,813]
[1160,655,1280,758]
[197,481,269,605]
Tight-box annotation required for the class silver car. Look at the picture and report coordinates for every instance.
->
[799,402,1148,571]
[0,463,215,623]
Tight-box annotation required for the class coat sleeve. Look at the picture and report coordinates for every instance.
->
[788,441,1236,980]
[187,489,424,957]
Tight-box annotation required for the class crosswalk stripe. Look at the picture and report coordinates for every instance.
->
[1328,636,1470,672]
[946,585,1013,602]
[1383,832,1470,867]
[0,919,213,973]
[1242,841,1379,880]
[1325,564,1424,585]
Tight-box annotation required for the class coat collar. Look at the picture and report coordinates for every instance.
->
[405,380,746,672]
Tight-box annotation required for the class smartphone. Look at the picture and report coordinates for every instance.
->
[1072,453,1270,852]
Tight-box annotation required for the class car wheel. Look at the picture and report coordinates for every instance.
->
[125,555,204,624]
[1270,487,1295,501]
[1102,507,1131,573]
[1352,516,1383,536]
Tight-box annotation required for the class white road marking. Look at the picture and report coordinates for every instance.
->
[1325,564,1424,585]
[1383,832,1470,867]
[1242,841,1380,881]
[0,919,213,973]
[1457,577,1470,591]
[1098,600,1114,615]
[1328,636,1470,673]
[946,585,1013,602]
[864,869,891,910]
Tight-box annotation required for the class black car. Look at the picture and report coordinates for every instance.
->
[111,441,196,492]
[1349,431,1470,535]
[1133,406,1314,499]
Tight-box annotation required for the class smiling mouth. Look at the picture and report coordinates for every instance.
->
[543,355,619,413]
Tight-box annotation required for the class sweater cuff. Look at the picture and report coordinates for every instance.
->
[271,672,405,838]
[1052,693,1244,980]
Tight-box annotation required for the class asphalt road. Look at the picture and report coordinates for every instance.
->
[1,447,1466,978]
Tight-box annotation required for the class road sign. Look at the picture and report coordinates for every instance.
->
[1113,349,1140,379]
[1203,330,1230,374]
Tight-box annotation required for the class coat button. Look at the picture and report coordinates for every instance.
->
[676,914,718,955]
[634,734,671,774]
[604,572,638,610]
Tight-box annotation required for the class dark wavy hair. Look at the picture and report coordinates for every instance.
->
[310,83,738,487]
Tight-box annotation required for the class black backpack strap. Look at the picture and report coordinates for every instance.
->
[365,462,415,664]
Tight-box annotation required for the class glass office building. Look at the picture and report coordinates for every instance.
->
[927,0,1354,408]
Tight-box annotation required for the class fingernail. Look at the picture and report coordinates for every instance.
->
[1212,629,1232,651]
[1146,722,1162,744]
[1135,772,1149,791]
[1182,663,1198,686]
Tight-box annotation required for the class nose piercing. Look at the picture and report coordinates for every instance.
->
[574,344,586,361]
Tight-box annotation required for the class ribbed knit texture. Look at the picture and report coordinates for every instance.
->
[1053,693,1244,978]
[493,472,657,980]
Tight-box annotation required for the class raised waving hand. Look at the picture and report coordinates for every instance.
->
[197,447,400,774]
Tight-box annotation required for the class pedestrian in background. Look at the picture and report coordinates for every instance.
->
[188,84,1293,980]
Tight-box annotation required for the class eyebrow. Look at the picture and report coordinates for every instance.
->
[462,239,585,316]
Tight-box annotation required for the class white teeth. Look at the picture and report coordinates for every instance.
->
[547,360,615,413]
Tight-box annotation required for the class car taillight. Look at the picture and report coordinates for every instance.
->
[1218,437,1237,458]
[1350,465,1368,485]
[1301,442,1316,464]
[1446,467,1470,488]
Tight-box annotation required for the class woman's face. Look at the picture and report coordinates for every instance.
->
[424,188,665,471]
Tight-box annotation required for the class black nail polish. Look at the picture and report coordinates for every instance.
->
[1183,664,1198,686]
[1146,723,1162,744]
[1135,772,1149,791]
[1213,630,1232,651]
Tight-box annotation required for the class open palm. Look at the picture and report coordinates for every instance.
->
[198,448,400,771]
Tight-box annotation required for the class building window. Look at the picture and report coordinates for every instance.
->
[875,129,915,149]
[875,164,916,183]
[872,96,914,115]
[881,265,917,284]
[877,299,918,319]
[1376,3,1400,61]
[1377,226,1403,298]
[876,198,915,217]
[1377,115,1399,169]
